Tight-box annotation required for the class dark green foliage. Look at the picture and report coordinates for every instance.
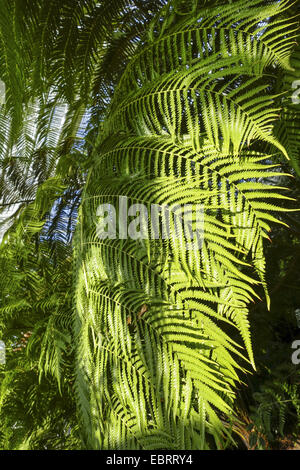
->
[0,236,80,449]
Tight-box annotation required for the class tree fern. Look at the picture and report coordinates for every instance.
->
[73,0,298,449]
[0,236,79,449]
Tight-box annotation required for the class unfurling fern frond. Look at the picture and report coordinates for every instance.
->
[73,0,297,449]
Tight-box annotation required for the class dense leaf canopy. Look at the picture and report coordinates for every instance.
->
[0,0,299,450]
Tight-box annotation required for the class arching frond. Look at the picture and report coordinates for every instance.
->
[74,0,297,449]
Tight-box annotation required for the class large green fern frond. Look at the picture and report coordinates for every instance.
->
[74,0,297,449]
